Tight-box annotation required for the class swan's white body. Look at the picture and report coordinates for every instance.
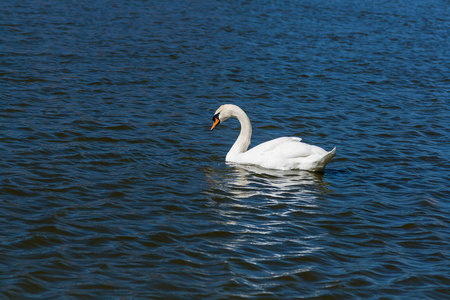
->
[211,104,336,172]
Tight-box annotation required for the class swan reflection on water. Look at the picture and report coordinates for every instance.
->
[203,163,328,262]
[204,162,333,201]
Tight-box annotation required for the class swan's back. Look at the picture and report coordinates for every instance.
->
[227,137,336,171]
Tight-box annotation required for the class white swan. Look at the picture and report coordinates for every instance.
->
[210,104,336,172]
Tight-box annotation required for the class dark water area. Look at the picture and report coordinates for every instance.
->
[1,0,449,298]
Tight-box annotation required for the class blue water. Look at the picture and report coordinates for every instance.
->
[1,0,449,298]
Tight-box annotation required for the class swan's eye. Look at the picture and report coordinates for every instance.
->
[212,113,220,122]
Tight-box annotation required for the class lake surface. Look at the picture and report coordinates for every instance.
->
[1,0,449,298]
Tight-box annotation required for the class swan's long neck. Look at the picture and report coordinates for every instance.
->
[227,107,252,158]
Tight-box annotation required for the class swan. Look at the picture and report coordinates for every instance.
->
[210,104,336,172]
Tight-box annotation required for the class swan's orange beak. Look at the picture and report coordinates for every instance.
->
[211,117,220,131]
[211,114,220,131]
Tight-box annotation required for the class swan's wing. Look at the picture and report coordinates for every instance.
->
[272,140,325,159]
[247,137,302,154]
[250,137,327,159]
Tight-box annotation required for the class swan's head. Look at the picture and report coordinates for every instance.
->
[210,104,234,131]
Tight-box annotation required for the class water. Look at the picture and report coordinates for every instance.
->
[1,0,449,298]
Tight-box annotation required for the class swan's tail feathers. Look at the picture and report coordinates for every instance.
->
[315,147,336,172]
[324,147,337,164]
[328,147,337,160]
